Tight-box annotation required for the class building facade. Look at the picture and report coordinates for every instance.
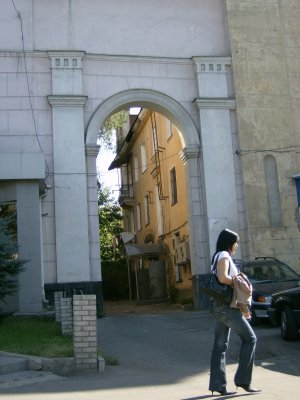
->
[0,0,299,312]
[112,111,192,302]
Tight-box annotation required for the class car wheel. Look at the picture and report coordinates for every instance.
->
[280,306,299,341]
[250,309,260,326]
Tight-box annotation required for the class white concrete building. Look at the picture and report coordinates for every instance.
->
[1,0,299,312]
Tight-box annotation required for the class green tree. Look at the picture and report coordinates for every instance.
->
[0,206,26,302]
[98,110,129,150]
[98,183,129,300]
[98,183,124,261]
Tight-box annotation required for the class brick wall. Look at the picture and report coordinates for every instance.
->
[60,297,73,336]
[72,294,98,370]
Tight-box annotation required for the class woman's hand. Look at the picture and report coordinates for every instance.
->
[216,257,233,286]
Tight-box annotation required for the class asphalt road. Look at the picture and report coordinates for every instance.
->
[1,302,299,399]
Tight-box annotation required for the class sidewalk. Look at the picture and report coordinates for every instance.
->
[0,302,299,399]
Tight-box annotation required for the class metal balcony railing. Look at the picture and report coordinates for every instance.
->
[119,185,134,198]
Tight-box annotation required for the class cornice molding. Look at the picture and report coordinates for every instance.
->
[48,51,85,69]
[48,95,87,107]
[193,98,236,110]
[180,146,201,163]
[193,56,232,74]
[85,144,100,157]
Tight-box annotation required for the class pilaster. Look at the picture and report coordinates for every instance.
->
[193,56,239,256]
[85,144,101,282]
[179,145,209,278]
[48,51,91,283]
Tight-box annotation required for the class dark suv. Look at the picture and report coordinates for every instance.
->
[268,287,300,340]
[237,257,300,325]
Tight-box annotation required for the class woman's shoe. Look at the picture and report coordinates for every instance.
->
[236,384,261,393]
[210,389,237,396]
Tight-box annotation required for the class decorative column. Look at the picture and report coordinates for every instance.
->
[85,145,102,283]
[180,145,206,274]
[180,146,210,308]
[193,57,239,257]
[48,51,91,285]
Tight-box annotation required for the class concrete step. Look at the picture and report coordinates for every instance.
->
[0,370,64,390]
[0,356,27,375]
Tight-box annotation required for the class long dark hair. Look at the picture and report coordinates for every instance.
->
[212,229,239,263]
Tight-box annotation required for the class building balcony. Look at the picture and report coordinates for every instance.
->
[118,185,134,208]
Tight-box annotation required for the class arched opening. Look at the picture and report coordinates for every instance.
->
[85,89,200,148]
[85,89,207,312]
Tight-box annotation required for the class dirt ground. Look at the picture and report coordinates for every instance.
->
[102,300,188,316]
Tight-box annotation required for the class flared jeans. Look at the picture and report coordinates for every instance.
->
[209,302,257,392]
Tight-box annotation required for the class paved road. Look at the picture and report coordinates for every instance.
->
[0,302,299,399]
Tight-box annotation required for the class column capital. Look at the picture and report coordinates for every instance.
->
[85,144,100,157]
[48,95,87,107]
[192,56,232,73]
[193,98,236,110]
[192,57,232,98]
[48,51,85,69]
[180,145,201,164]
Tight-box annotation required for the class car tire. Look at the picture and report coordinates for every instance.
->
[280,305,299,341]
[250,309,260,326]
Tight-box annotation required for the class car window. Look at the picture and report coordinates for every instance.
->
[243,261,299,282]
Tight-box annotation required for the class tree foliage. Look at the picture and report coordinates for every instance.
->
[98,183,124,261]
[98,110,129,150]
[0,206,26,302]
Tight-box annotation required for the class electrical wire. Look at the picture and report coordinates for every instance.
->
[236,145,298,156]
[11,0,50,179]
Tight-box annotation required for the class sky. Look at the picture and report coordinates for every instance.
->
[96,147,120,201]
[96,108,140,201]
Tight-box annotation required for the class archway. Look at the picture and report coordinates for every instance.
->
[85,89,209,309]
[85,89,200,148]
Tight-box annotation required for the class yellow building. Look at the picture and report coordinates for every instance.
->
[111,110,192,303]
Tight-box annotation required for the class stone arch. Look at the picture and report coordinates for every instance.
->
[85,88,208,306]
[85,88,200,148]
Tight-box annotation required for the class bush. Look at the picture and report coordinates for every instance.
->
[0,208,26,303]
[102,260,129,300]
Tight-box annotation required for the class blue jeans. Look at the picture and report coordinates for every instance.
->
[209,301,257,392]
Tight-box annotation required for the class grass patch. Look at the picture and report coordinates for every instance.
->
[104,356,119,366]
[0,316,73,358]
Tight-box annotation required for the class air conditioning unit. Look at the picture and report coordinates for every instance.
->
[175,241,190,264]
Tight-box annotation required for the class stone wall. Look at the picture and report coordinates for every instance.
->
[226,0,300,270]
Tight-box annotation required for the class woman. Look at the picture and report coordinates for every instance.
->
[209,229,261,396]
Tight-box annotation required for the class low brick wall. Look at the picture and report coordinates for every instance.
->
[73,294,98,370]
[60,297,73,336]
[54,291,63,322]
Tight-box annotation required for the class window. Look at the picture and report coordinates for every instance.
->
[264,155,282,227]
[130,210,135,232]
[133,156,139,183]
[175,263,183,282]
[136,204,141,231]
[0,203,17,240]
[155,186,163,236]
[144,195,150,225]
[141,143,147,173]
[170,167,178,205]
[166,119,173,139]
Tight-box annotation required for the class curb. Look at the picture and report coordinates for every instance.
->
[0,351,106,375]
